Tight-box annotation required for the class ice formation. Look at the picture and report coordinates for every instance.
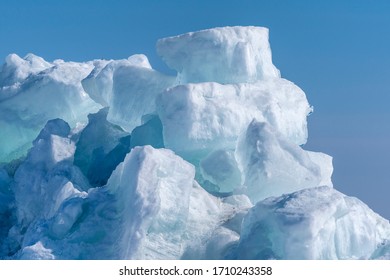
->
[0,54,101,162]
[156,26,280,84]
[81,54,175,132]
[235,120,333,202]
[234,186,390,260]
[0,26,389,260]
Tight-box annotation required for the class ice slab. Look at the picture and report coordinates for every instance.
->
[157,26,280,84]
[235,120,333,202]
[234,186,390,259]
[157,79,311,157]
[82,54,175,132]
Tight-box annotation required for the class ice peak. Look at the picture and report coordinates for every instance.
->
[1,53,52,88]
[127,54,152,69]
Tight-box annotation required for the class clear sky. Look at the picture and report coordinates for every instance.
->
[1,0,389,218]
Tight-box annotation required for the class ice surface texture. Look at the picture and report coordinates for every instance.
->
[156,26,280,84]
[0,26,389,259]
[234,186,390,260]
[0,54,101,162]
[81,55,175,132]
[235,120,333,202]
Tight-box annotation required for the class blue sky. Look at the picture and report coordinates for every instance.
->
[1,0,389,218]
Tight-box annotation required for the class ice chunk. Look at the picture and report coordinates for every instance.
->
[234,186,390,259]
[13,119,87,227]
[157,80,311,160]
[10,145,253,260]
[19,241,55,260]
[0,55,101,162]
[81,55,151,107]
[33,146,197,259]
[0,53,52,92]
[74,108,131,187]
[1,26,389,261]
[307,151,334,188]
[235,120,332,203]
[105,146,195,259]
[82,54,175,132]
[157,26,280,84]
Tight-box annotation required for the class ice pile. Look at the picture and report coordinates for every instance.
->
[0,54,102,162]
[0,26,389,259]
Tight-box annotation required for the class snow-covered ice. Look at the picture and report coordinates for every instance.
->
[82,54,176,132]
[235,120,333,202]
[233,186,390,259]
[0,26,389,260]
[0,54,101,162]
[157,26,280,84]
[157,78,311,156]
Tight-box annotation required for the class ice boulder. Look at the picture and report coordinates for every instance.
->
[157,26,280,84]
[9,144,254,260]
[234,186,390,259]
[82,54,176,132]
[74,107,131,187]
[100,147,249,260]
[103,146,195,259]
[235,120,333,202]
[81,55,151,107]
[12,119,87,228]
[157,79,311,158]
[0,54,101,162]
[0,25,389,261]
[10,146,198,259]
[19,241,55,260]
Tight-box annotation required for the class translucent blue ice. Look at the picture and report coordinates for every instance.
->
[0,26,389,260]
